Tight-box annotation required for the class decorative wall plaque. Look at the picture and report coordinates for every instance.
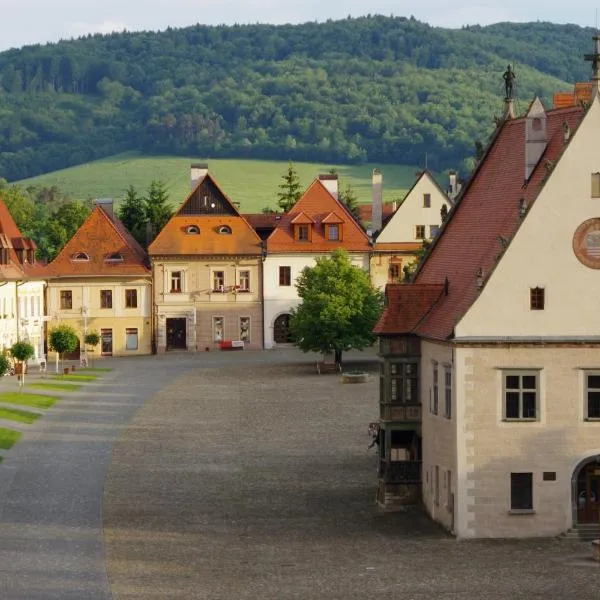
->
[573,218,600,268]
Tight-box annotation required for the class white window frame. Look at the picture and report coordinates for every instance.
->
[444,365,452,419]
[432,361,438,415]
[125,328,138,350]
[213,316,224,342]
[213,270,225,292]
[170,271,183,293]
[238,270,250,292]
[584,371,600,420]
[502,370,539,421]
[415,225,426,239]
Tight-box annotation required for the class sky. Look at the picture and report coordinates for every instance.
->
[0,1,598,52]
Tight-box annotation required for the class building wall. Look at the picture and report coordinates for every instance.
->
[454,345,600,538]
[421,340,456,532]
[369,251,419,290]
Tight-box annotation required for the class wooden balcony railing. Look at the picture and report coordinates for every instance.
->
[380,403,421,422]
[381,460,422,484]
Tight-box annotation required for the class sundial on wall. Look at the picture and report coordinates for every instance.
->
[573,218,600,268]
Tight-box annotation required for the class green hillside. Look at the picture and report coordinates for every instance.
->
[0,17,593,183]
[17,154,421,212]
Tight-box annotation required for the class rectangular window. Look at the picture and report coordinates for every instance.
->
[125,289,138,308]
[125,328,138,350]
[327,224,340,241]
[239,270,250,292]
[423,193,431,208]
[434,465,440,505]
[60,290,72,310]
[586,373,600,419]
[389,362,418,404]
[415,225,426,239]
[170,271,182,293]
[240,317,250,342]
[510,472,533,510]
[100,289,113,309]
[30,296,35,316]
[388,264,401,283]
[446,470,453,508]
[444,366,452,419]
[213,271,225,292]
[298,225,310,241]
[503,371,539,420]
[279,266,291,286]
[213,316,224,342]
[592,172,600,198]
[530,287,545,310]
[430,225,440,238]
[432,361,439,415]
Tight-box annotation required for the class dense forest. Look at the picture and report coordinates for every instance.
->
[0,16,594,181]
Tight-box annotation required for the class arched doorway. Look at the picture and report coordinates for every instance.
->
[572,456,600,524]
[273,314,292,344]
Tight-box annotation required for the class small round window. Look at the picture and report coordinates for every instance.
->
[219,225,232,235]
[186,225,200,235]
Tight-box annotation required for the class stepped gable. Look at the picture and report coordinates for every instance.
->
[47,206,149,277]
[0,196,45,279]
[409,104,585,340]
[149,173,262,256]
[266,179,371,252]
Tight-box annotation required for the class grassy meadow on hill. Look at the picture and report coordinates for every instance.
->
[17,153,424,213]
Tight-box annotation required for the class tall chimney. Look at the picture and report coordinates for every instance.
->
[318,174,338,200]
[525,98,547,182]
[191,163,209,189]
[94,198,114,219]
[371,169,383,234]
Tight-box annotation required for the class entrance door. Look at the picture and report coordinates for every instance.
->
[101,329,113,356]
[166,318,187,350]
[577,463,600,523]
[273,314,291,344]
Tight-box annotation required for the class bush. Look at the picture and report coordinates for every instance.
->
[10,340,35,363]
[0,354,10,377]
[49,325,79,356]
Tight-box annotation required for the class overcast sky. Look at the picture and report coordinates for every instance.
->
[0,1,597,52]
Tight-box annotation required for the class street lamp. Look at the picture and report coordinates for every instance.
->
[81,306,88,366]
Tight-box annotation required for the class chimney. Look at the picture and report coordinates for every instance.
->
[392,200,397,212]
[318,174,338,200]
[94,198,114,219]
[525,98,547,182]
[371,169,383,234]
[191,163,209,189]
[448,170,457,199]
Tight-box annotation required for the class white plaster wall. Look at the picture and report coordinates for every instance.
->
[457,98,600,339]
[376,174,451,244]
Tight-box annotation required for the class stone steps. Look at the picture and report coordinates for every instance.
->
[563,524,600,541]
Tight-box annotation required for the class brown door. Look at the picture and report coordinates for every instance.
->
[166,318,187,350]
[101,329,113,356]
[577,464,600,523]
[273,314,291,344]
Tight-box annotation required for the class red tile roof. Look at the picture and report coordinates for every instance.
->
[47,206,149,277]
[267,179,371,253]
[356,203,396,225]
[374,103,585,340]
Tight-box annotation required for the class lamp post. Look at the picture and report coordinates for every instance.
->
[81,305,88,366]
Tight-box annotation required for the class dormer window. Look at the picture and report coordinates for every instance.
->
[297,224,310,241]
[186,225,200,235]
[218,225,232,235]
[105,252,124,262]
[326,224,340,241]
[72,252,90,262]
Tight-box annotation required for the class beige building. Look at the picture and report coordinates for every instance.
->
[149,165,264,352]
[374,55,600,538]
[46,201,152,358]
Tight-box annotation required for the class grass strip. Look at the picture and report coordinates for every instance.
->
[29,382,81,392]
[53,374,97,382]
[0,407,40,424]
[0,392,58,409]
[0,428,21,450]
[78,367,112,372]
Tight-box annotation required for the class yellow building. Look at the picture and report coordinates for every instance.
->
[46,201,152,358]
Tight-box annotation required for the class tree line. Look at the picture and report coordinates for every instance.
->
[0,17,593,182]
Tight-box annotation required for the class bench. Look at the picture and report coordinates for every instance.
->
[220,340,245,351]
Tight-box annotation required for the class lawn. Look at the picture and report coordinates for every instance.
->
[78,367,112,372]
[16,153,426,212]
[0,392,58,409]
[53,374,97,382]
[0,428,21,450]
[0,407,40,424]
[28,382,81,392]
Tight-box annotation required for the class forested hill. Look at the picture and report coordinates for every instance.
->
[0,16,594,181]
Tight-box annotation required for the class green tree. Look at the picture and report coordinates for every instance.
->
[277,162,302,212]
[338,183,360,219]
[118,185,147,246]
[10,340,35,388]
[84,330,100,366]
[144,180,173,244]
[49,324,79,373]
[289,249,382,364]
[0,354,11,377]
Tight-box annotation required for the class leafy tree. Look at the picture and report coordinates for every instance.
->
[440,204,448,223]
[84,330,100,366]
[49,324,79,373]
[144,180,173,244]
[118,185,147,245]
[289,249,382,364]
[338,183,360,219]
[403,238,433,282]
[10,340,35,387]
[277,162,302,212]
[0,354,11,377]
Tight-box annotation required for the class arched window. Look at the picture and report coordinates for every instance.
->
[186,225,200,235]
[218,225,232,235]
[72,252,90,262]
[105,252,124,262]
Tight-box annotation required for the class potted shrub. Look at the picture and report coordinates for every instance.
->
[10,340,35,388]
[48,325,79,374]
[84,331,100,366]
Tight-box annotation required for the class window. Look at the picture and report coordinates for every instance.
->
[530,287,545,310]
[240,317,250,342]
[186,225,200,234]
[125,289,138,308]
[430,225,440,238]
[389,362,418,404]
[125,328,138,350]
[105,252,123,262]
[444,366,452,419]
[592,172,600,198]
[415,225,426,239]
[298,225,310,241]
[585,372,600,419]
[213,316,224,342]
[434,465,440,505]
[503,371,539,420]
[327,224,340,241]
[60,290,72,310]
[446,470,453,508]
[170,271,182,293]
[0,248,8,265]
[279,266,291,286]
[30,296,35,317]
[213,271,225,292]
[432,361,439,414]
[218,225,232,234]
[239,270,250,292]
[423,193,431,208]
[510,472,533,510]
[100,289,113,309]
[72,252,89,261]
[388,264,401,283]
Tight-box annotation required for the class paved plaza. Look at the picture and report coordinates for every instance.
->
[0,350,598,599]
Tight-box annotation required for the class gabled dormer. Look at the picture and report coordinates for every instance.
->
[525,97,548,182]
[291,212,315,242]
[322,212,344,241]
